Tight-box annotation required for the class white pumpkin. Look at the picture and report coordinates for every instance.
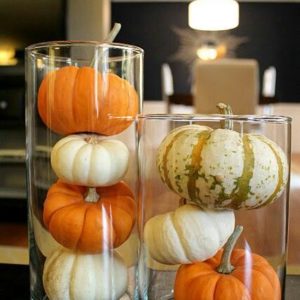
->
[43,247,128,300]
[32,213,60,257]
[156,124,288,209]
[51,134,129,187]
[144,204,235,265]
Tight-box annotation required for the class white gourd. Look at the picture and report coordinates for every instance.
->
[157,125,288,209]
[43,247,128,300]
[51,134,129,187]
[144,204,235,265]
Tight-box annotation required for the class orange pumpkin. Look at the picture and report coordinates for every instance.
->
[174,226,281,300]
[38,66,138,136]
[43,180,136,253]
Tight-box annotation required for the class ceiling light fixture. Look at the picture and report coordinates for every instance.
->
[189,0,239,31]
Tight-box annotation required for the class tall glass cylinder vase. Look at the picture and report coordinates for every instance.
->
[25,41,143,300]
[138,112,291,300]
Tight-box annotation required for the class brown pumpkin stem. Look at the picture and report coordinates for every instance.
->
[217,225,243,274]
[179,198,187,206]
[216,103,233,130]
[85,135,99,145]
[85,188,99,203]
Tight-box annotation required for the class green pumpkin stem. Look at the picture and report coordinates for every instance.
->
[217,225,243,274]
[85,187,99,203]
[216,103,233,130]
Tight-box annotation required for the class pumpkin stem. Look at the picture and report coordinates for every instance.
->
[179,198,187,206]
[85,136,99,145]
[90,23,121,66]
[104,23,122,43]
[85,188,99,203]
[217,225,243,274]
[216,103,233,130]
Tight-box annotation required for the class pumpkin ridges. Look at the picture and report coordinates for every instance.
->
[169,211,189,261]
[99,74,138,134]
[39,70,60,132]
[103,203,133,247]
[101,195,136,218]
[255,135,286,207]
[214,275,251,300]
[157,124,288,210]
[101,196,136,246]
[191,274,219,300]
[51,136,130,187]
[74,67,98,132]
[72,143,93,184]
[43,246,64,287]
[96,182,134,199]
[233,261,281,295]
[77,204,116,252]
[161,126,211,191]
[47,180,85,196]
[48,203,88,249]
[43,193,83,228]
[228,135,255,209]
[99,73,124,134]
[144,204,234,265]
[43,248,128,300]
[230,251,281,298]
[232,268,279,300]
[54,66,79,134]
[161,128,187,190]
[43,181,136,252]
[174,236,281,300]
[38,66,138,135]
[187,130,212,203]
[69,66,81,131]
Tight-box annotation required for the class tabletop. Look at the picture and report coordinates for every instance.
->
[0,263,299,300]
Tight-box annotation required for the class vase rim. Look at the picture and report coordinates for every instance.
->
[25,40,144,54]
[138,113,292,124]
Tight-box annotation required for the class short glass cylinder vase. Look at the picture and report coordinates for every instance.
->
[138,112,291,300]
[25,41,143,300]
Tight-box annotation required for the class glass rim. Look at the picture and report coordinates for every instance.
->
[138,113,292,124]
[25,40,144,59]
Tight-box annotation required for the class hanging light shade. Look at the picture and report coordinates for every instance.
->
[189,0,239,31]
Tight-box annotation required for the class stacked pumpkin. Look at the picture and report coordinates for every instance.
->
[144,103,288,300]
[36,66,139,300]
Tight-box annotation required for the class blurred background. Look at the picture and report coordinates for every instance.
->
[0,0,299,275]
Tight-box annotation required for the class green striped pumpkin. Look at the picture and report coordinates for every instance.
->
[156,124,288,210]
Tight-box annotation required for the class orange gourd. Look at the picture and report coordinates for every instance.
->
[43,180,136,253]
[174,226,281,300]
[38,66,138,136]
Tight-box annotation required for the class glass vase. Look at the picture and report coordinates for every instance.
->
[25,41,143,300]
[137,112,291,300]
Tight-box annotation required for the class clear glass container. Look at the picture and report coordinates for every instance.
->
[138,113,291,300]
[25,41,143,300]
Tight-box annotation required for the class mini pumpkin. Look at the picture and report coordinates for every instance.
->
[43,180,136,253]
[144,204,235,265]
[51,134,129,187]
[43,247,128,300]
[174,225,281,300]
[33,213,138,266]
[156,104,288,209]
[38,66,138,136]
